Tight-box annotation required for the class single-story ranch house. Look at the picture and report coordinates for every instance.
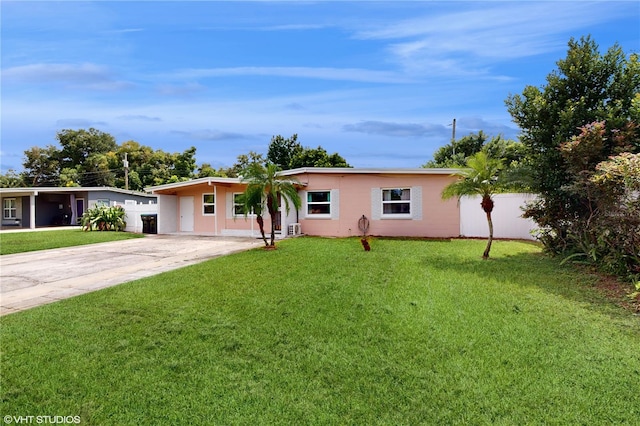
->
[146,168,461,238]
[0,187,157,229]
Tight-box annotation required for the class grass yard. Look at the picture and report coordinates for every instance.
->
[0,229,144,255]
[1,237,638,425]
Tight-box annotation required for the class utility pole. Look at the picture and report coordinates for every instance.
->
[450,118,457,156]
[123,153,129,191]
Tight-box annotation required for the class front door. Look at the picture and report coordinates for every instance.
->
[274,196,282,231]
[76,199,85,225]
[179,196,194,232]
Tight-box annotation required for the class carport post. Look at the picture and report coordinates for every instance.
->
[29,192,37,229]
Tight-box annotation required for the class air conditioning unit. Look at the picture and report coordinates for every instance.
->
[288,223,301,236]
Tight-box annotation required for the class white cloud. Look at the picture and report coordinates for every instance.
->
[3,63,133,90]
[170,129,249,142]
[355,2,630,76]
[117,115,162,122]
[343,121,447,138]
[166,66,413,84]
[56,119,109,127]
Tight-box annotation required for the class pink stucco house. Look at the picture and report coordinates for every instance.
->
[146,167,461,238]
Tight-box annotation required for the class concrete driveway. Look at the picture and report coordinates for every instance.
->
[0,234,262,316]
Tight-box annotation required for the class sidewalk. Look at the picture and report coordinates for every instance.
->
[0,234,261,316]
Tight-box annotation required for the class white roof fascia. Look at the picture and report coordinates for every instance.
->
[145,177,242,193]
[278,167,462,176]
[0,187,155,197]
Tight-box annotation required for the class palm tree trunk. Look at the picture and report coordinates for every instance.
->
[256,215,268,246]
[481,195,495,259]
[483,211,493,259]
[267,193,276,247]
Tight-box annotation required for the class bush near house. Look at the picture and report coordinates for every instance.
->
[81,205,126,231]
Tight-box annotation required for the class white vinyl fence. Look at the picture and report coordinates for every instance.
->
[114,200,158,233]
[460,193,538,240]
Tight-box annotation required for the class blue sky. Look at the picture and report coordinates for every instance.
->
[2,1,639,172]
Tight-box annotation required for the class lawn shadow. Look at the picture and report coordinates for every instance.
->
[421,247,638,322]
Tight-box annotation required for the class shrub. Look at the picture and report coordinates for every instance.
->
[81,205,126,231]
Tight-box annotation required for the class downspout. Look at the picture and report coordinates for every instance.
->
[207,178,218,236]
[214,184,218,236]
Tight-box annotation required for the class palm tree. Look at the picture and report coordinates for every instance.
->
[240,163,301,247]
[442,151,513,259]
[236,187,268,246]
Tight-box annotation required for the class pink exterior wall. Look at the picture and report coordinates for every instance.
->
[152,170,460,238]
[156,181,270,235]
[291,172,460,238]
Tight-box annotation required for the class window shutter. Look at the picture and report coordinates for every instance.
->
[331,189,339,219]
[371,188,381,220]
[226,192,233,217]
[412,186,422,220]
[301,191,308,217]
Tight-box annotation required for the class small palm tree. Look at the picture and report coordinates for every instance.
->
[240,163,301,247]
[442,151,513,259]
[236,189,268,246]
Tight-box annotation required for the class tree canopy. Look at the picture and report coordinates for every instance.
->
[505,36,639,199]
[423,132,526,168]
[505,36,639,280]
[15,129,199,190]
[266,134,350,169]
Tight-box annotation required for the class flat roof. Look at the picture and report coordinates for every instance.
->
[279,167,461,176]
[0,187,156,197]
[146,177,243,193]
[145,167,461,193]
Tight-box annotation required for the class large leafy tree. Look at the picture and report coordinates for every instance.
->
[240,163,301,247]
[266,134,351,169]
[109,141,197,189]
[505,36,640,251]
[22,145,61,186]
[222,151,266,178]
[442,151,516,259]
[0,170,25,188]
[290,146,350,168]
[20,131,200,189]
[267,134,303,170]
[424,131,488,167]
[424,132,525,168]
[57,128,118,170]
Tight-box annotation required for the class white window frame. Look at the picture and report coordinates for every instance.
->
[306,190,332,218]
[3,198,17,219]
[232,192,255,217]
[203,193,215,216]
[381,188,411,218]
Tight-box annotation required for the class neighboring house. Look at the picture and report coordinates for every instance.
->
[146,168,462,238]
[0,187,157,230]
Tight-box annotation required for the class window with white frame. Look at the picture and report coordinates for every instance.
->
[203,193,215,215]
[307,191,331,216]
[3,198,17,219]
[382,188,411,216]
[233,193,250,216]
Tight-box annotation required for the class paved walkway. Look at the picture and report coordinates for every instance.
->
[0,234,262,316]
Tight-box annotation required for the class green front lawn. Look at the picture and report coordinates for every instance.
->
[1,238,638,424]
[0,229,144,255]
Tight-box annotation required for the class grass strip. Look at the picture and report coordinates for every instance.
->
[1,238,638,424]
[0,229,144,255]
